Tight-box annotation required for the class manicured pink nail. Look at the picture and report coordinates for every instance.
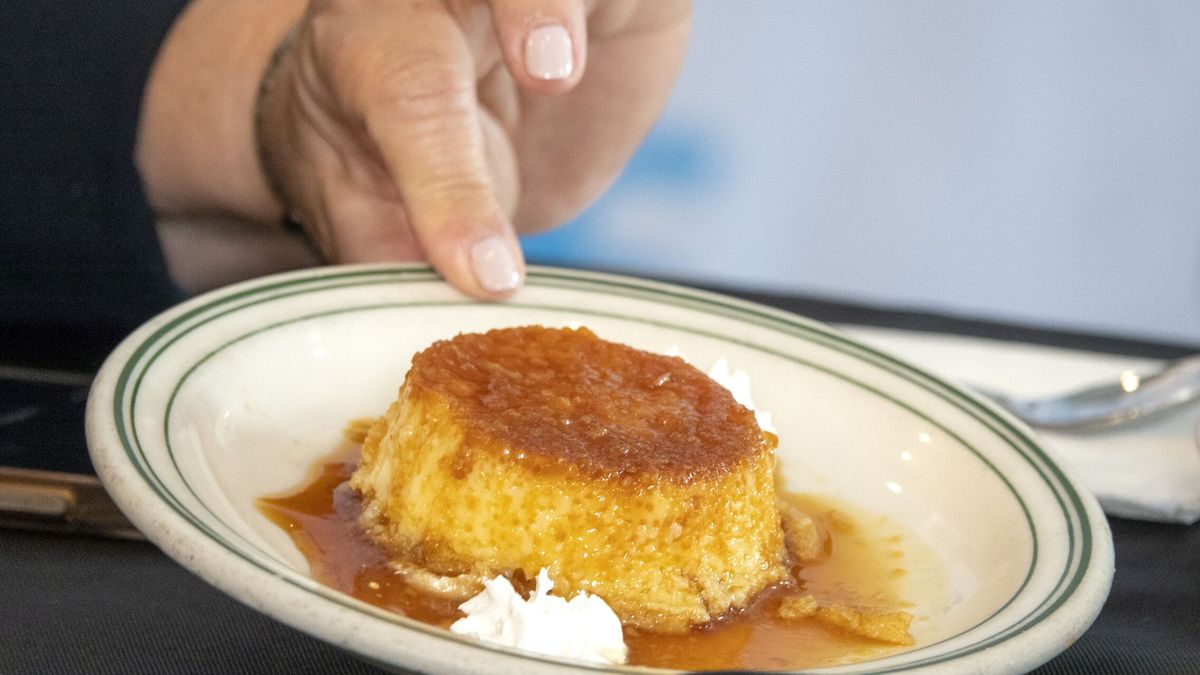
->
[525,24,573,81]
[470,236,521,293]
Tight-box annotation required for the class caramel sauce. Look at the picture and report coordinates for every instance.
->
[258,431,914,671]
[406,326,766,482]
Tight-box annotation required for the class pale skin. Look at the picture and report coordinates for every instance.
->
[137,0,692,298]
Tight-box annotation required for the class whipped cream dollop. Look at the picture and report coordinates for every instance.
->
[449,568,628,665]
[705,356,776,433]
[665,347,776,433]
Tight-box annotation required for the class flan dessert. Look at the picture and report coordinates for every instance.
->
[349,325,789,633]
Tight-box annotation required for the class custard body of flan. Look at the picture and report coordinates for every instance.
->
[350,325,789,633]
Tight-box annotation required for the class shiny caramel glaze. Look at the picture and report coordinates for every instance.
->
[405,325,771,483]
[259,441,914,671]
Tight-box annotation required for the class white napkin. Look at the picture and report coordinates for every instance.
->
[842,326,1200,525]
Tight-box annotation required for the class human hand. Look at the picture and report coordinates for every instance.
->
[255,0,691,298]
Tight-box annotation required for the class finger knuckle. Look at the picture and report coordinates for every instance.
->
[369,58,474,122]
[414,171,494,206]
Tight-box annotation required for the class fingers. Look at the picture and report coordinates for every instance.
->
[346,1,524,298]
[489,0,587,92]
[267,0,600,298]
[507,0,691,231]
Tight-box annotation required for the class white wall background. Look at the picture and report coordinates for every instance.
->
[523,1,1200,344]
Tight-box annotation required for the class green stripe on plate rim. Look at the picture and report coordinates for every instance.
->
[111,266,1092,673]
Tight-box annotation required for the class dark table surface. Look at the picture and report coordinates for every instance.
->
[2,285,1198,674]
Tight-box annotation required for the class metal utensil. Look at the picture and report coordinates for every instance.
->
[0,466,143,540]
[972,354,1200,431]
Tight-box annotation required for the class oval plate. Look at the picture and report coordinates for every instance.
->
[86,264,1112,674]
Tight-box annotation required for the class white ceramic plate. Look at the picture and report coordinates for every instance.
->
[86,264,1112,674]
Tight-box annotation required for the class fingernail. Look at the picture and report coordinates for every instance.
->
[470,236,521,293]
[525,24,573,81]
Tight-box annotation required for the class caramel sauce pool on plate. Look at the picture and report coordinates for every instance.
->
[258,432,914,671]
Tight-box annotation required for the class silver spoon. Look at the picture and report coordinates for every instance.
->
[972,353,1200,431]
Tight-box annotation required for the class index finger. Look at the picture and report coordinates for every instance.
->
[348,1,525,298]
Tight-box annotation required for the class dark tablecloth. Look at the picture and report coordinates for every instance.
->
[2,286,1198,674]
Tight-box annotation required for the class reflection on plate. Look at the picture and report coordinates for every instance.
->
[86,264,1112,674]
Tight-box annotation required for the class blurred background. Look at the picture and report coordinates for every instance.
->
[522,1,1200,345]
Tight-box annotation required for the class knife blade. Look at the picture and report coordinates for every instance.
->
[0,466,143,540]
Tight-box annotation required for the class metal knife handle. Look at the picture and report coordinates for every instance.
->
[0,466,143,540]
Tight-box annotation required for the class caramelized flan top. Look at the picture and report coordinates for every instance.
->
[405,325,772,483]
